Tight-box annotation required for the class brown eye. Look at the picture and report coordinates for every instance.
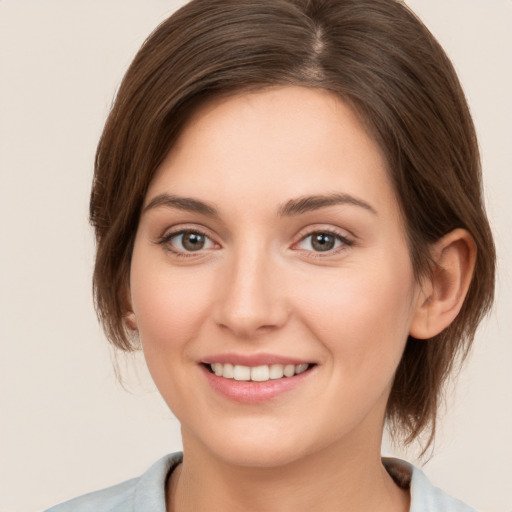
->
[165,230,215,252]
[181,232,206,251]
[311,233,336,251]
[296,231,350,253]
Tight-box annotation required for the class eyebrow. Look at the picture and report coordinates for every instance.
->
[143,192,377,217]
[143,194,219,217]
[278,193,377,216]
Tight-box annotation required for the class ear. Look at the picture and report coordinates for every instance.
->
[123,283,138,331]
[125,310,138,331]
[409,228,476,339]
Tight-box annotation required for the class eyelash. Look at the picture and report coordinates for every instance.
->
[157,227,354,258]
[157,228,217,259]
[294,229,354,258]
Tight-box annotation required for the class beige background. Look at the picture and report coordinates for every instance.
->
[0,1,510,511]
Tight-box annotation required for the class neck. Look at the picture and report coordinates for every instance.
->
[167,431,409,512]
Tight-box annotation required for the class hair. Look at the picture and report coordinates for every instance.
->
[90,0,495,450]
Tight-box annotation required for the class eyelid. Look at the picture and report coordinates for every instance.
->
[156,224,221,257]
[292,226,355,256]
[155,223,354,258]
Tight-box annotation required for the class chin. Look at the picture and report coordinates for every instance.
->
[185,417,332,470]
[213,440,308,469]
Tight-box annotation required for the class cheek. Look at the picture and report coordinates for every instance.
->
[129,256,218,412]
[297,256,417,368]
[129,253,214,356]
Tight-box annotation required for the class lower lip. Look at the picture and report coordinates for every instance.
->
[200,364,314,403]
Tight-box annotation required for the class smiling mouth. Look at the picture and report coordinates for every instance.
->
[204,363,314,382]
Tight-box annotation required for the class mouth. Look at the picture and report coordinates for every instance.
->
[200,354,317,402]
[203,362,313,382]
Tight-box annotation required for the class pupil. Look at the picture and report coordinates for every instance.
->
[183,232,205,251]
[312,233,335,252]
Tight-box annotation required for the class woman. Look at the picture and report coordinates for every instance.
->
[46,0,495,510]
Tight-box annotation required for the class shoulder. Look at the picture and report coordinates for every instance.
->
[44,477,138,512]
[44,452,183,512]
[383,457,478,512]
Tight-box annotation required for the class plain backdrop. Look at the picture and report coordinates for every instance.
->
[0,1,511,511]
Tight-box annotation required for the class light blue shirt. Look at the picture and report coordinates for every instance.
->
[45,452,477,512]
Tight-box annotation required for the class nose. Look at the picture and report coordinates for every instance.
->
[213,246,289,339]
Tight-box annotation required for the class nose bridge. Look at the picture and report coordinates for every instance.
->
[215,240,287,337]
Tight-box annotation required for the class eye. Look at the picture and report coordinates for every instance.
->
[296,231,351,253]
[160,229,216,254]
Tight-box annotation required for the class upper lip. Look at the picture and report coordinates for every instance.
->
[201,353,313,366]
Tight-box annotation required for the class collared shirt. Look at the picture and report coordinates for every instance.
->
[45,452,477,512]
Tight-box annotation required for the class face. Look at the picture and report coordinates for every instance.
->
[129,86,423,468]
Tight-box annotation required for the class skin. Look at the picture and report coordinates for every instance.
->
[127,86,475,512]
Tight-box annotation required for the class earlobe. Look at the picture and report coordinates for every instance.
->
[125,311,138,331]
[409,229,476,339]
[123,283,138,331]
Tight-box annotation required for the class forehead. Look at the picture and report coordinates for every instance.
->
[146,86,399,222]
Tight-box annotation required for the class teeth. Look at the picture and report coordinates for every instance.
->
[223,363,234,379]
[233,365,251,381]
[295,363,308,374]
[251,365,269,382]
[269,364,284,379]
[209,363,310,381]
[283,364,295,377]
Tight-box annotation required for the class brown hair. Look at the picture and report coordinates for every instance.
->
[90,0,495,448]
